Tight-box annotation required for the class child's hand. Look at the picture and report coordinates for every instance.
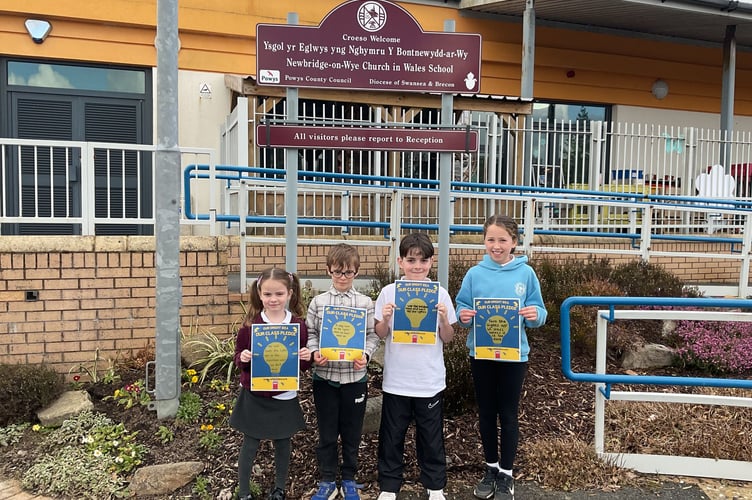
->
[313,350,328,366]
[299,347,311,362]
[519,305,538,322]
[353,354,368,370]
[459,309,477,323]
[382,303,396,322]
[239,349,252,363]
[436,303,447,319]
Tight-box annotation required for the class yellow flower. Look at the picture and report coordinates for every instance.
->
[191,375,198,384]
[216,403,226,411]
[186,369,196,376]
[200,424,214,431]
[113,389,121,397]
[32,424,41,432]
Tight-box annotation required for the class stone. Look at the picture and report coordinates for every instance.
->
[129,461,204,497]
[362,394,382,435]
[621,343,676,370]
[37,390,94,427]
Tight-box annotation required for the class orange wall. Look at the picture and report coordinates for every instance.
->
[2,0,751,115]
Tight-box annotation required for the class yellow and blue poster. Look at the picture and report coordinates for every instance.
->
[320,305,367,362]
[250,323,300,391]
[392,280,439,344]
[473,298,521,361]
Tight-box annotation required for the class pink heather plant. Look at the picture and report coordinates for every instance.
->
[674,318,752,373]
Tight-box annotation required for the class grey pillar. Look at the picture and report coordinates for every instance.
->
[721,25,736,168]
[150,0,181,419]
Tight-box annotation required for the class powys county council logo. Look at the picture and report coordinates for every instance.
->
[358,1,387,32]
[258,70,280,84]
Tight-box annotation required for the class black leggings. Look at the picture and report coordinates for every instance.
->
[238,435,291,496]
[470,358,528,470]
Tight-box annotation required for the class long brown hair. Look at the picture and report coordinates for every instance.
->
[244,267,304,324]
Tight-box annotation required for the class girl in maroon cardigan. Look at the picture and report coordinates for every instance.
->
[230,268,312,500]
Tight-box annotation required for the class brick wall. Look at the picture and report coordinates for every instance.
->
[0,235,744,375]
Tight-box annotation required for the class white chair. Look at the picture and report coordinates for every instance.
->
[694,164,736,234]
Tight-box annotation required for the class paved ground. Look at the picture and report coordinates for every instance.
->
[2,477,750,499]
[0,479,55,500]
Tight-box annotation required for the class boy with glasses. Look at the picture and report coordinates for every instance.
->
[306,243,379,500]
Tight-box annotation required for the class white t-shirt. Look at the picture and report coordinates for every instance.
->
[374,281,457,397]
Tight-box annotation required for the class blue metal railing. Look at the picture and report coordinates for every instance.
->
[560,296,752,391]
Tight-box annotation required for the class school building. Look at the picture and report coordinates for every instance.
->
[2,0,752,373]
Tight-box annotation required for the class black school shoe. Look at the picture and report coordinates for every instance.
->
[473,465,497,499]
[268,487,286,500]
[494,471,514,499]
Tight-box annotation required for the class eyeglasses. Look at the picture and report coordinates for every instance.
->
[331,270,357,278]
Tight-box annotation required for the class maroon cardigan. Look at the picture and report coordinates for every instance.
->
[234,313,311,398]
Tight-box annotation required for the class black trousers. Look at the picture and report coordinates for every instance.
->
[377,391,446,493]
[470,358,528,470]
[312,378,368,482]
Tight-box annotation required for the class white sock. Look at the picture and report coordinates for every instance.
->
[486,462,500,470]
[499,467,513,477]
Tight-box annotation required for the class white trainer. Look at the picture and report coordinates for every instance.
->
[427,489,446,500]
[376,493,397,500]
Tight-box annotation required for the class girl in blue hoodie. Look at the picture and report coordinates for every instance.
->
[455,215,547,500]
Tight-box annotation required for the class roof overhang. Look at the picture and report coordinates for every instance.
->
[458,0,752,50]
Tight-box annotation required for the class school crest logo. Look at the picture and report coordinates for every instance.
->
[358,2,387,32]
[515,282,526,297]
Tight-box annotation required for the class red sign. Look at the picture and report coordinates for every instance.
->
[256,125,478,152]
[256,0,482,94]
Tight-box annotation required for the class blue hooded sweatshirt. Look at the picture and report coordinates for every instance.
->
[455,254,547,362]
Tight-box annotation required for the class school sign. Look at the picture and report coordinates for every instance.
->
[256,0,482,94]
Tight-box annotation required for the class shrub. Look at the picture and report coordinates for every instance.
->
[0,363,65,426]
[443,327,474,416]
[22,409,146,498]
[568,278,625,355]
[22,445,125,499]
[673,316,752,373]
[610,260,699,298]
[185,331,237,386]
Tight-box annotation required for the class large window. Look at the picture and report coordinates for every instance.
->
[531,102,611,187]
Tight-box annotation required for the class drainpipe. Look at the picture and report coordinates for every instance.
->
[720,25,736,167]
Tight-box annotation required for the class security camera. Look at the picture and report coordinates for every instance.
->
[25,19,52,44]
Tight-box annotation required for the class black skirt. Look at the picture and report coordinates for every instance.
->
[229,389,306,439]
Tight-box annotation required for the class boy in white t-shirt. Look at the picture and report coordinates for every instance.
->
[373,233,457,500]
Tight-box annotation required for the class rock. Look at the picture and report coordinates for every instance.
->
[662,319,677,337]
[621,343,676,370]
[129,461,204,497]
[362,394,382,435]
[370,341,385,368]
[37,390,94,427]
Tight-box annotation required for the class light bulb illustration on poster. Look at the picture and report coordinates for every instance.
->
[392,280,439,344]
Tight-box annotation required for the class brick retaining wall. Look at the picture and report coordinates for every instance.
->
[0,235,743,375]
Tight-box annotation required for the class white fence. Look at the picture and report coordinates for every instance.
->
[220,96,752,235]
[591,304,752,481]
[0,138,214,236]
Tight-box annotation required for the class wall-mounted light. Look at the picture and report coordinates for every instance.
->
[25,19,52,44]
[651,79,669,100]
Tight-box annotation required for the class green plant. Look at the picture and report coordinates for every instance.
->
[84,422,149,473]
[67,348,121,386]
[184,331,238,386]
[235,480,263,500]
[192,475,212,500]
[176,391,203,425]
[155,425,175,444]
[198,426,222,450]
[104,380,151,409]
[0,422,30,447]
[22,445,126,499]
[0,363,65,426]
